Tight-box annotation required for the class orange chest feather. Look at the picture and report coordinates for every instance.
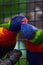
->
[0,28,17,46]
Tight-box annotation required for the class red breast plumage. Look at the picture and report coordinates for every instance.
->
[0,27,17,46]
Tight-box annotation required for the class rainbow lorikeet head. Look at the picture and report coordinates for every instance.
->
[9,15,28,32]
[21,24,37,40]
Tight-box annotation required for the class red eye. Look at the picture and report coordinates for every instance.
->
[16,18,21,20]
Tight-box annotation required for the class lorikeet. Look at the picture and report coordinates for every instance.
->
[0,15,28,58]
[21,23,43,65]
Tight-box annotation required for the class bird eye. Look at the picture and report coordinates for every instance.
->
[16,18,21,20]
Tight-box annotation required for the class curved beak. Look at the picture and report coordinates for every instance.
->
[21,18,28,24]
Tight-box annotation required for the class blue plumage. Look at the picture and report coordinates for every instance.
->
[30,25,38,30]
[21,24,36,40]
[9,15,25,32]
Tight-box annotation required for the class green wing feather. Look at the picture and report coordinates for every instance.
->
[0,20,11,29]
[30,30,43,45]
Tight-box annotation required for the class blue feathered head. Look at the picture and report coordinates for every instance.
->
[9,15,28,32]
[21,24,37,40]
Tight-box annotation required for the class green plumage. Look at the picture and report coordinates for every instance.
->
[0,20,11,29]
[30,30,43,45]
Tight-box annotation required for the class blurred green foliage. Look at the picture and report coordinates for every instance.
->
[0,0,28,64]
[0,0,26,21]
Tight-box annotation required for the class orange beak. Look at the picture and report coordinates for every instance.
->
[21,18,28,24]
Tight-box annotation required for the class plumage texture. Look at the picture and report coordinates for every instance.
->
[21,24,43,52]
[0,15,28,58]
[0,15,27,32]
[26,40,43,52]
[0,21,10,29]
[21,24,43,45]
[0,27,16,46]
[21,24,36,40]
[30,30,43,45]
[9,15,26,32]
